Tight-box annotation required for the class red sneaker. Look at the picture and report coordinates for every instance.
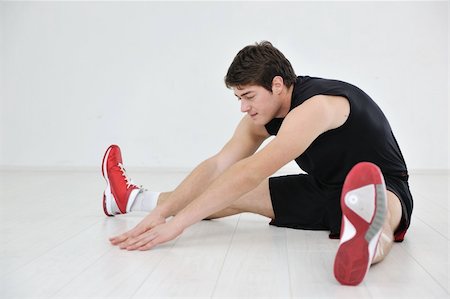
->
[333,162,387,286]
[101,145,141,216]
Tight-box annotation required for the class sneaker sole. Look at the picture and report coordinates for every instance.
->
[333,162,387,286]
[102,145,116,217]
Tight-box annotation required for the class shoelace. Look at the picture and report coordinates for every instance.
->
[118,163,139,189]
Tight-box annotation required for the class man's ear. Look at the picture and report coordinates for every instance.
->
[272,76,284,95]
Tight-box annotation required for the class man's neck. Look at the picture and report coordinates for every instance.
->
[276,84,294,118]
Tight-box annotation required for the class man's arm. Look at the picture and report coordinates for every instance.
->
[156,116,269,218]
[172,95,349,227]
[109,115,268,246]
[121,95,349,250]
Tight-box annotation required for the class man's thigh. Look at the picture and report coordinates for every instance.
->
[268,174,342,238]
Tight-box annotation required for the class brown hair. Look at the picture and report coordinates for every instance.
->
[225,41,297,92]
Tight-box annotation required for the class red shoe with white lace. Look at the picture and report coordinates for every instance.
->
[101,145,141,216]
[333,162,387,286]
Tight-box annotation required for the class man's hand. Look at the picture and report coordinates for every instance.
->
[109,211,166,248]
[118,221,184,251]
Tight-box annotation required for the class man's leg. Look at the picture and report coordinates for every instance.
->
[371,190,402,264]
[334,162,392,286]
[102,144,243,217]
[157,179,275,220]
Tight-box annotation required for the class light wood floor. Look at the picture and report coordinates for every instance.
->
[0,169,448,298]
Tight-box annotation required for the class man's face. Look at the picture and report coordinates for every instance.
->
[233,85,280,125]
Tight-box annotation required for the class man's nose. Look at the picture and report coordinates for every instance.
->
[240,100,250,113]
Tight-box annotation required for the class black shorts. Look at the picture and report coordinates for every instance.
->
[268,173,413,241]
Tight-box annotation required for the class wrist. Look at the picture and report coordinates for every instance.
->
[153,203,172,218]
[170,213,189,233]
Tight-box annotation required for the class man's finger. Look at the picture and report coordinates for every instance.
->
[118,235,140,249]
[109,235,127,245]
[118,232,148,250]
[138,240,157,251]
[126,232,158,251]
[109,235,125,244]
[110,224,147,245]
[109,230,133,244]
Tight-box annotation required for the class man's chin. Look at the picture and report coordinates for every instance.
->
[252,118,268,126]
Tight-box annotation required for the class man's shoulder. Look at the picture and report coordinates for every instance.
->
[283,95,350,133]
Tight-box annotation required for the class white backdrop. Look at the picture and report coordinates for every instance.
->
[0,1,448,171]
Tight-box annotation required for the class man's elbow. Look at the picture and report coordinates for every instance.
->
[233,159,268,189]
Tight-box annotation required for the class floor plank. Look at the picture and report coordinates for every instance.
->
[212,213,291,298]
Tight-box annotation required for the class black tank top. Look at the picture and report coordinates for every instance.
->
[265,76,409,186]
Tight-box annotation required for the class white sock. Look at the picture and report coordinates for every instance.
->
[130,189,161,212]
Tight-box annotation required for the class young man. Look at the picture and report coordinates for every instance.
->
[102,41,413,286]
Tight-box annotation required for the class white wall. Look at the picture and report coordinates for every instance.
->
[0,2,4,158]
[1,1,448,170]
